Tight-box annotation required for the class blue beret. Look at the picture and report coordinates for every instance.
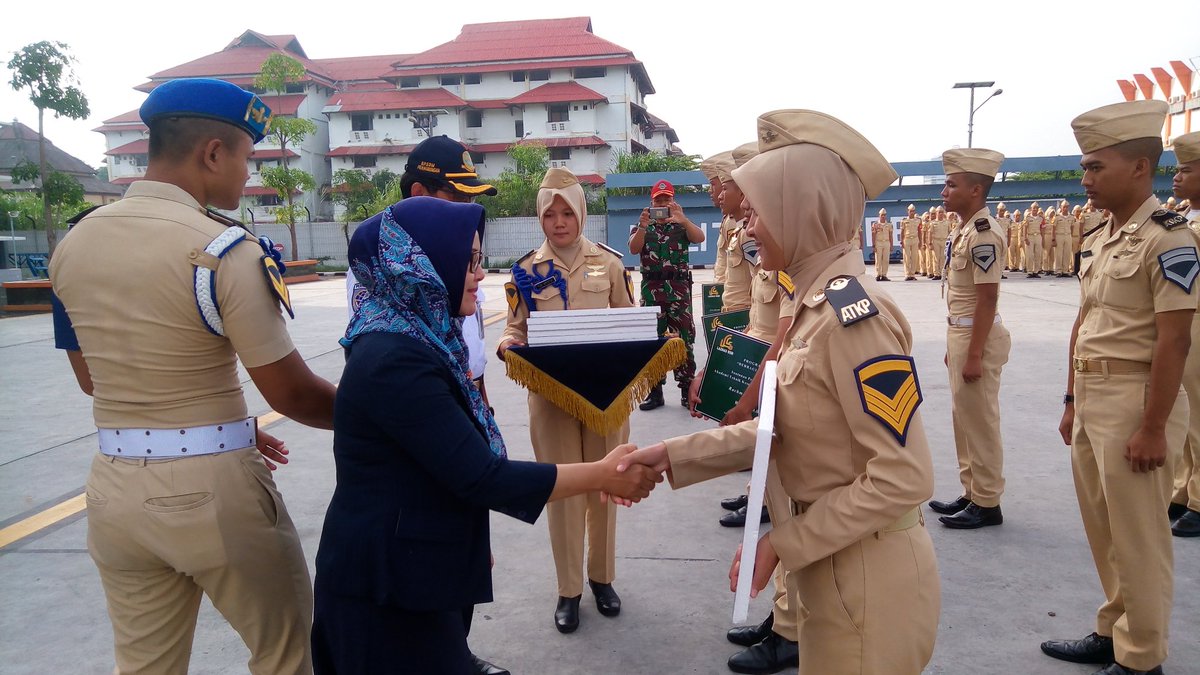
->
[140,78,273,143]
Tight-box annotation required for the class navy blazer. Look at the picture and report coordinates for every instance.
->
[315,331,556,611]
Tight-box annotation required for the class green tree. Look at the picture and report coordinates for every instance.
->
[96,165,108,182]
[7,41,90,255]
[475,142,548,218]
[9,159,87,227]
[613,150,700,174]
[371,168,397,194]
[255,53,316,260]
[330,168,380,245]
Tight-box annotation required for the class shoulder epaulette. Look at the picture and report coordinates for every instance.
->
[596,242,624,258]
[823,275,878,327]
[974,218,991,232]
[514,249,536,267]
[66,205,102,227]
[1083,218,1109,238]
[205,207,249,231]
[1151,209,1188,230]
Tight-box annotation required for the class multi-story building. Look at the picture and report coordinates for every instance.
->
[94,19,682,221]
[1118,58,1199,146]
[1,121,121,205]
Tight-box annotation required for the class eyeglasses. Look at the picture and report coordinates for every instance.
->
[469,250,483,271]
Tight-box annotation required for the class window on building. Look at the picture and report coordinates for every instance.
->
[530,69,550,81]
[582,105,589,110]
[353,155,377,168]
[285,82,305,93]
[574,66,607,79]
[512,71,527,82]
[246,85,266,94]
[464,73,482,85]
[399,76,420,88]
[351,113,374,131]
[260,194,282,206]
[515,120,525,138]
[466,110,483,128]
[469,151,486,165]
[549,148,570,161]
[439,74,461,86]
[548,104,570,123]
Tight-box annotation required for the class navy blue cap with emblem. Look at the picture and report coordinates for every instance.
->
[140,78,273,143]
[405,135,498,196]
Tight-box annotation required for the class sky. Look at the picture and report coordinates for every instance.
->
[2,0,1198,170]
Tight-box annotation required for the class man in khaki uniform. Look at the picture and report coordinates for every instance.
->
[1024,203,1046,277]
[1042,205,1057,273]
[900,204,921,280]
[1011,209,1026,271]
[499,169,636,631]
[929,207,950,280]
[872,208,894,281]
[1042,100,1194,675]
[997,203,1014,270]
[702,151,733,283]
[49,79,336,675]
[921,211,934,276]
[1054,202,1077,277]
[1169,131,1200,537]
[620,109,940,675]
[928,148,1011,529]
[720,146,756,312]
[1074,204,1086,267]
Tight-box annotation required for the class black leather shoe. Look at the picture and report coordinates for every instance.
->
[1168,501,1188,521]
[720,505,770,528]
[1040,632,1115,664]
[721,494,749,511]
[1091,663,1164,675]
[1173,508,1200,537]
[470,654,510,675]
[639,385,664,411]
[880,276,891,281]
[939,503,1003,529]
[727,632,799,674]
[589,580,621,617]
[554,595,581,633]
[680,387,691,408]
[727,613,774,647]
[928,495,970,515]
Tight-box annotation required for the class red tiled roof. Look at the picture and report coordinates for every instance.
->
[576,173,605,185]
[106,139,149,156]
[93,122,147,133]
[110,176,144,185]
[328,144,418,157]
[101,109,144,124]
[396,17,631,68]
[144,31,336,88]
[324,89,466,112]
[134,75,261,93]
[506,81,607,106]
[225,32,307,57]
[251,148,299,160]
[244,186,283,196]
[381,56,639,80]
[468,136,608,153]
[317,54,412,82]
[261,94,306,116]
[468,99,510,109]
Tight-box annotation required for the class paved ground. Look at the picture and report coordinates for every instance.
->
[1,269,1197,675]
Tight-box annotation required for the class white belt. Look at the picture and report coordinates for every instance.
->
[947,314,1002,327]
[98,418,256,458]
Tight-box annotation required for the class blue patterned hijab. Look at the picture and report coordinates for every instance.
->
[342,197,505,457]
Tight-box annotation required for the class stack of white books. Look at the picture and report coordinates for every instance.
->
[527,306,661,346]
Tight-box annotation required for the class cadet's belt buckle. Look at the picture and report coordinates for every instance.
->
[1072,357,1086,372]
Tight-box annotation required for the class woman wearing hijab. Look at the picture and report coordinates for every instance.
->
[611,110,942,674]
[497,168,636,634]
[311,197,660,674]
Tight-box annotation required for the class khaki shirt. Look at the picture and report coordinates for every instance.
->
[1023,214,1045,244]
[946,208,1006,317]
[746,269,781,342]
[49,181,294,428]
[900,217,920,242]
[1081,210,1104,234]
[501,236,634,344]
[871,221,892,248]
[714,215,735,283]
[664,252,934,572]
[996,216,1013,243]
[1075,196,1200,363]
[1054,214,1076,237]
[722,219,753,311]
[929,219,950,248]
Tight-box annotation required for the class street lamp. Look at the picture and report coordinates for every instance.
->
[7,211,17,268]
[953,81,1004,148]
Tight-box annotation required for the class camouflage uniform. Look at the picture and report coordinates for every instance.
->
[633,219,696,392]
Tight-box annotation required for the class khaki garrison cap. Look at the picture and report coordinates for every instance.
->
[755,109,898,199]
[732,142,759,168]
[540,167,579,189]
[701,151,734,181]
[1071,100,1168,153]
[1175,131,1200,164]
[942,148,1005,177]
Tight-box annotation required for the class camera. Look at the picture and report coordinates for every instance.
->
[649,207,670,221]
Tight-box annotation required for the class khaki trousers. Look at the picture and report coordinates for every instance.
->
[1025,237,1043,273]
[1042,236,1055,273]
[1072,373,1185,670]
[1011,237,1025,270]
[1054,233,1073,273]
[1175,318,1200,511]
[947,324,1011,507]
[874,247,889,278]
[762,461,798,641]
[902,240,918,277]
[933,243,948,277]
[792,522,940,675]
[85,448,313,675]
[529,392,627,597]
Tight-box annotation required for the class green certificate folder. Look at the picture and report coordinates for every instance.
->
[701,308,751,350]
[702,283,725,315]
[695,326,771,422]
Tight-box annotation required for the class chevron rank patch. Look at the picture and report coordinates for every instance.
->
[854,355,923,446]
[260,254,294,319]
[504,282,521,314]
[777,271,795,299]
[1158,247,1200,293]
[971,244,997,273]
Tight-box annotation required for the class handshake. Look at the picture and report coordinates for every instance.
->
[594,443,672,506]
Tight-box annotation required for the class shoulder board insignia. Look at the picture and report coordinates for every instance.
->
[1151,209,1188,230]
[777,271,796,298]
[824,275,878,327]
[596,242,624,258]
[1082,220,1107,238]
[1158,246,1200,294]
[205,208,247,230]
[974,218,990,232]
[515,249,536,266]
[504,281,521,314]
[66,205,102,227]
[854,355,923,446]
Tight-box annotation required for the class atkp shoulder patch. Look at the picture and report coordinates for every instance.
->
[971,244,997,273]
[974,218,991,232]
[1151,209,1188,230]
[854,355,923,446]
[824,275,878,327]
[1159,246,1200,293]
